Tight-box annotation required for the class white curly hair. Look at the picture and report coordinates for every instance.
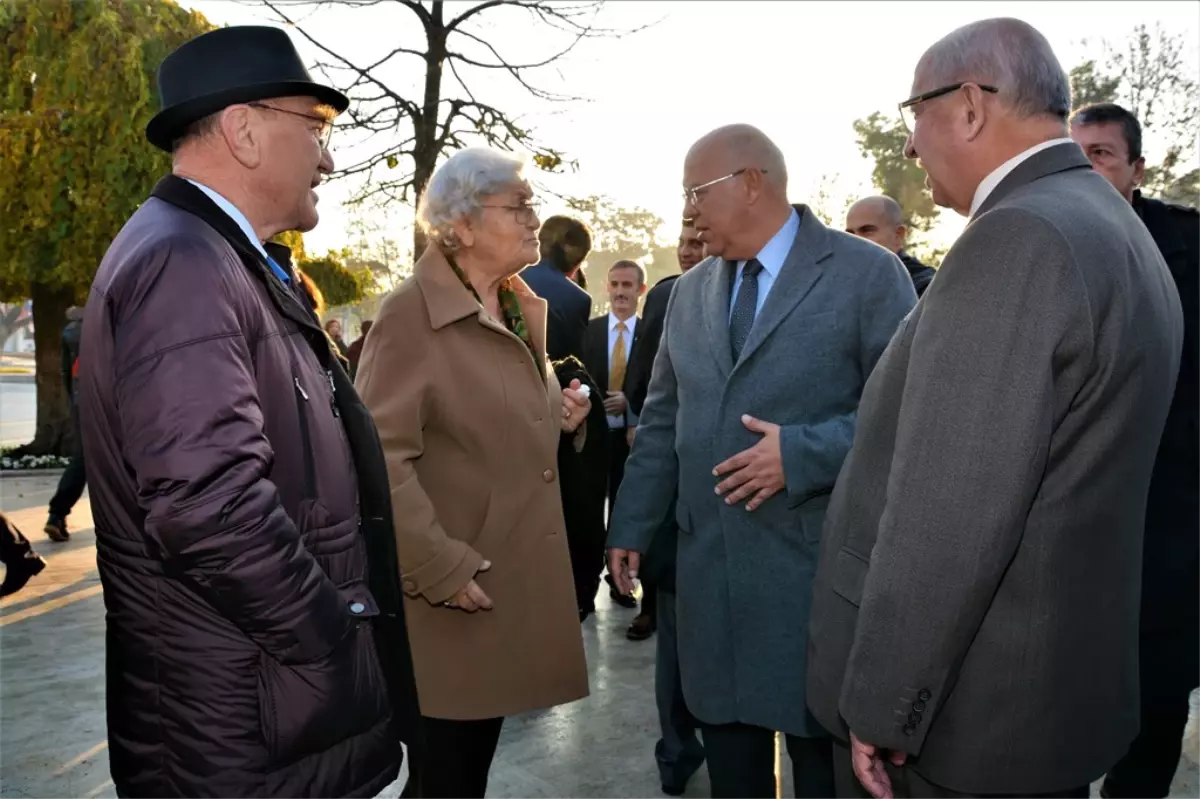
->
[417,147,529,250]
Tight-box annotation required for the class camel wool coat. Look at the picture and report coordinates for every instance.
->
[355,244,589,720]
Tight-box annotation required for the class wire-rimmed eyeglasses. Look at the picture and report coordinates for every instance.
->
[683,168,768,207]
[249,102,335,150]
[481,201,542,226]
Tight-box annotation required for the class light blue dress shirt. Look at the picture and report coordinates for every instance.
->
[186,179,290,283]
[728,207,801,322]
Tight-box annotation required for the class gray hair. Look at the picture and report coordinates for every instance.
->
[417,147,528,249]
[922,18,1070,121]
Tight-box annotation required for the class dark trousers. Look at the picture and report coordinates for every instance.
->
[401,716,504,798]
[701,721,834,798]
[1103,629,1199,797]
[0,511,34,566]
[831,738,1088,798]
[605,427,630,522]
[48,404,86,518]
[655,588,705,789]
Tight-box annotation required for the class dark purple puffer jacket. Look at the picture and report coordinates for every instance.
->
[79,176,419,797]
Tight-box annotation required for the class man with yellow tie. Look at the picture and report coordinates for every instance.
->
[584,260,649,620]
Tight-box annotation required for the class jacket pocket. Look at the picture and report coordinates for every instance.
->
[830,546,870,607]
[293,376,318,498]
[256,580,390,765]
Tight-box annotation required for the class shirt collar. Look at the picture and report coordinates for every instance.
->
[185,179,269,261]
[744,207,801,277]
[609,312,636,332]
[970,137,1074,217]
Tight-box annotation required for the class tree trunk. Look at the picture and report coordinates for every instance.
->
[13,283,73,456]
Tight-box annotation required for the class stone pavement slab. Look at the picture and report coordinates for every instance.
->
[0,483,1195,797]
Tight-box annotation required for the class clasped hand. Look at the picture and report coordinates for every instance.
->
[444,560,494,612]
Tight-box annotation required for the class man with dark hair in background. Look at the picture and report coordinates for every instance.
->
[522,215,594,362]
[44,305,86,542]
[1072,101,1199,799]
[347,319,373,379]
[622,218,707,796]
[845,196,936,297]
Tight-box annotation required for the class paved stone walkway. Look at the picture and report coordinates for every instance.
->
[1,474,1196,797]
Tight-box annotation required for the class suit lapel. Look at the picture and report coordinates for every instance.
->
[585,318,608,393]
[701,258,736,377]
[735,206,833,369]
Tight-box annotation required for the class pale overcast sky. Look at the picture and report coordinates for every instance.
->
[186,0,1199,255]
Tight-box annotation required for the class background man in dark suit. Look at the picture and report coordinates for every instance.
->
[1071,102,1199,799]
[807,19,1184,799]
[623,218,707,796]
[521,215,593,362]
[844,196,936,296]
[585,260,646,617]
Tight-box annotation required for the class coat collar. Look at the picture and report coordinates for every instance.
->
[972,141,1092,220]
[149,174,334,365]
[414,245,548,367]
[699,204,833,376]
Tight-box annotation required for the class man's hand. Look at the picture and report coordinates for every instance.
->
[713,415,784,511]
[603,390,628,416]
[850,732,907,799]
[607,548,641,596]
[444,560,494,612]
[626,426,636,448]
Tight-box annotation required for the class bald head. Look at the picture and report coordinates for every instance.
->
[687,124,788,191]
[918,18,1069,123]
[846,196,907,253]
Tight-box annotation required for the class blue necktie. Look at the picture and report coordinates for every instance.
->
[729,259,763,360]
[265,255,290,284]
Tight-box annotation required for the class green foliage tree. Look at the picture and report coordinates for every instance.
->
[0,0,212,454]
[270,231,369,308]
[1071,25,1199,205]
[851,112,939,235]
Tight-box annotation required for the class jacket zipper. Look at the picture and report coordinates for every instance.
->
[293,377,318,497]
[326,369,340,418]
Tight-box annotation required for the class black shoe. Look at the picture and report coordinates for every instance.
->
[605,574,637,609]
[626,612,656,640]
[661,782,685,797]
[44,514,69,542]
[1,552,46,597]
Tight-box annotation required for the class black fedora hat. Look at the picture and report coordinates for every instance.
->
[146,26,349,152]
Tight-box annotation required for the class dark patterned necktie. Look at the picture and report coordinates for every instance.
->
[729,258,763,360]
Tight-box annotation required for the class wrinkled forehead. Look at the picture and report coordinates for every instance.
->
[684,139,734,181]
[487,180,533,202]
[1070,121,1127,152]
[846,203,886,228]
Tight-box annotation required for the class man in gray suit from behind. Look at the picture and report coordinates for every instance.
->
[607,124,916,798]
[806,19,1184,799]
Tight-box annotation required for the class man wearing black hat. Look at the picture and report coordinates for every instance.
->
[78,26,418,798]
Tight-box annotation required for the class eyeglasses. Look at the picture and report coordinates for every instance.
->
[683,168,767,207]
[481,201,541,226]
[249,102,335,150]
[898,82,999,133]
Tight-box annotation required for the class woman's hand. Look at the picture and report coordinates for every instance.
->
[561,379,591,433]
[444,560,494,612]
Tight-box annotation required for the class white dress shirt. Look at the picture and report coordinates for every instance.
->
[728,207,801,322]
[969,138,1075,217]
[607,311,638,429]
[185,180,270,261]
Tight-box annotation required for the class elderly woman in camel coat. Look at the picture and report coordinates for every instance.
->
[355,147,591,798]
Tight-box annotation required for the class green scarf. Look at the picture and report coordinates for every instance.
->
[446,255,538,361]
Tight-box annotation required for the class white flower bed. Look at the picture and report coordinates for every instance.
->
[0,454,73,470]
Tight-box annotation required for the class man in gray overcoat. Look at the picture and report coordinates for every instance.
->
[607,124,916,798]
[805,19,1184,799]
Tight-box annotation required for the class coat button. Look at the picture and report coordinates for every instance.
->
[349,602,365,614]
[908,711,921,724]
[918,688,932,701]
[542,469,555,483]
[902,723,916,736]
[913,700,926,712]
